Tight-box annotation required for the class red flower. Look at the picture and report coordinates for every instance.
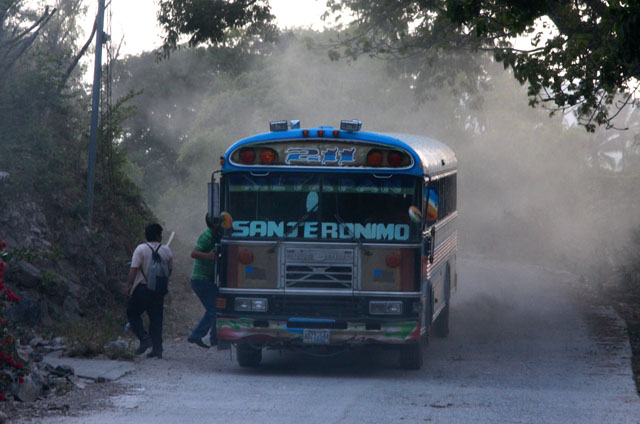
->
[18,377,24,383]
[0,393,4,401]
[0,240,6,250]
[0,261,5,271]
[15,362,23,369]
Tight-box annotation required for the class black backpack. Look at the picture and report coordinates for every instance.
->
[141,243,169,295]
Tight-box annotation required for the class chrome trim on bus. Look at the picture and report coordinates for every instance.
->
[426,169,458,180]
[219,288,421,297]
[360,243,421,248]
[357,291,421,298]
[424,210,458,234]
[221,239,421,248]
[435,210,458,229]
[279,288,354,296]
[220,288,284,295]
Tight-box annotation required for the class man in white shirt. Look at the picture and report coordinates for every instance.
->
[125,223,173,358]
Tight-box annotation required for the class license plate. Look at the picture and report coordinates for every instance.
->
[303,329,330,344]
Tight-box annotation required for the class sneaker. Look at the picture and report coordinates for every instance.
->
[187,336,210,349]
[146,350,162,359]
[135,337,152,355]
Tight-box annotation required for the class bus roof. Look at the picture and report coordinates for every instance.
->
[222,126,457,177]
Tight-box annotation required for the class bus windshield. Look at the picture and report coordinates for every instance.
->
[226,173,420,242]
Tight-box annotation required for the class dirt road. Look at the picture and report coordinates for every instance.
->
[25,258,640,423]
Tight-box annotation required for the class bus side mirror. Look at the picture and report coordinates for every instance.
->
[209,172,220,219]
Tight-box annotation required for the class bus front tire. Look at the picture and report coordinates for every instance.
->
[400,336,426,370]
[236,343,262,367]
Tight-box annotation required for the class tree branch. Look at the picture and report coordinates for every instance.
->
[57,14,98,92]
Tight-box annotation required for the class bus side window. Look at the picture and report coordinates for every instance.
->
[425,173,456,226]
[436,174,457,221]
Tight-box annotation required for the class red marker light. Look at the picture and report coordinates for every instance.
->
[388,150,404,166]
[302,129,310,137]
[239,248,254,264]
[318,129,325,137]
[367,149,383,166]
[333,130,340,137]
[386,252,401,268]
[260,148,276,164]
[220,157,225,166]
[240,148,256,164]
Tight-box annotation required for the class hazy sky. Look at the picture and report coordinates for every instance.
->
[82,0,328,56]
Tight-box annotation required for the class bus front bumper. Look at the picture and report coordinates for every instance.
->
[216,317,421,346]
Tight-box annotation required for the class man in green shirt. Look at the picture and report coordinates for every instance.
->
[187,215,222,348]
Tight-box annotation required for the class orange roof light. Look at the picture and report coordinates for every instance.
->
[318,129,325,137]
[260,148,276,164]
[302,129,310,137]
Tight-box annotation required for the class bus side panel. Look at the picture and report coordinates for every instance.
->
[422,213,457,326]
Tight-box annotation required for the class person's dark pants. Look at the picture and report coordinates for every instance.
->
[126,284,165,353]
[189,279,218,344]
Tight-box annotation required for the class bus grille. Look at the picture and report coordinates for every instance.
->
[284,247,355,290]
[285,265,353,289]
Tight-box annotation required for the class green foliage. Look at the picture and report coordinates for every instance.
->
[323,0,490,111]
[55,310,128,358]
[0,1,90,205]
[0,1,57,89]
[0,1,153,250]
[0,236,26,401]
[324,0,640,131]
[157,0,279,58]
[38,270,59,295]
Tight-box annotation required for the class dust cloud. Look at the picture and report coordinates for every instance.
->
[115,31,640,286]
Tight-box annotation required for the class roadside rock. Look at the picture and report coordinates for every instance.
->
[10,372,44,402]
[104,338,133,360]
[7,261,42,288]
[3,290,41,326]
[52,365,75,377]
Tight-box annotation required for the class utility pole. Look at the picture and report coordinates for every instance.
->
[87,0,105,227]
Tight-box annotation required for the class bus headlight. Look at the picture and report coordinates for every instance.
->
[369,301,403,315]
[235,297,268,312]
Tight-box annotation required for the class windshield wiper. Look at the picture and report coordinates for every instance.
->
[334,213,372,256]
[268,208,316,253]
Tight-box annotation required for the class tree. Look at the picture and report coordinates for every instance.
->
[324,0,640,131]
[157,0,278,58]
[0,0,57,88]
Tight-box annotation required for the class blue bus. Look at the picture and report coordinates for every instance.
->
[211,120,457,369]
